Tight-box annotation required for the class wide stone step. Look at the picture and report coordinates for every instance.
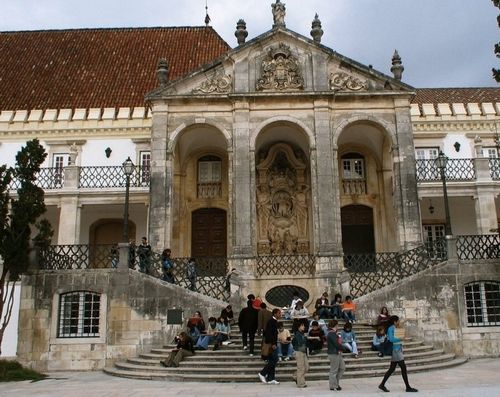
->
[104,356,468,382]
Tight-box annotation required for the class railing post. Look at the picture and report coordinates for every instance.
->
[117,242,130,272]
[446,235,458,261]
[63,165,79,189]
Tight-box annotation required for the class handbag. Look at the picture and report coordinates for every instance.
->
[261,342,273,357]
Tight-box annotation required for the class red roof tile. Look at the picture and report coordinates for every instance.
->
[413,87,500,105]
[0,27,230,111]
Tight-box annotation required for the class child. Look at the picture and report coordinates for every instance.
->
[340,322,360,358]
[341,295,356,323]
[277,321,294,360]
[292,322,309,388]
[371,325,387,357]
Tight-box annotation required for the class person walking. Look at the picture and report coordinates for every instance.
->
[378,315,418,393]
[292,321,309,388]
[238,297,259,356]
[137,236,151,274]
[258,308,281,385]
[327,319,345,392]
[161,248,175,284]
[186,257,197,291]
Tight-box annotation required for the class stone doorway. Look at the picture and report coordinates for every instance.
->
[341,205,375,254]
[191,208,227,257]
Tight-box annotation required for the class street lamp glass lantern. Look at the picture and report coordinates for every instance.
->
[434,150,448,170]
[122,156,135,176]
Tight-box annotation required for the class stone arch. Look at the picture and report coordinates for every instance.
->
[251,116,315,152]
[168,119,232,153]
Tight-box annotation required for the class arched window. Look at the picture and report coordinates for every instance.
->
[464,281,500,327]
[341,153,366,194]
[197,155,222,198]
[58,291,101,337]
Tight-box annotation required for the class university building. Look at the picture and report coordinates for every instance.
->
[0,2,499,371]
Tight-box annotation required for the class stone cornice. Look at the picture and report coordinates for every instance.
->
[411,120,496,132]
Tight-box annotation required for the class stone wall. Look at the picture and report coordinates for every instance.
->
[17,269,227,371]
[355,259,500,358]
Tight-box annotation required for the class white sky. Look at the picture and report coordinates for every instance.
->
[1,0,499,88]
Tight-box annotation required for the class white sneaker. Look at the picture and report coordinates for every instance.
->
[268,380,280,385]
[258,373,267,384]
[249,353,254,357]
[284,357,290,361]
[243,346,248,350]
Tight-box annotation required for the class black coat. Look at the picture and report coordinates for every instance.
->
[264,317,278,345]
[238,303,259,333]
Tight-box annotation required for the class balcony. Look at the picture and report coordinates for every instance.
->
[8,165,150,191]
[416,158,476,182]
[341,179,367,195]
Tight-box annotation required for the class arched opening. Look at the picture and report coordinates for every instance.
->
[341,205,375,254]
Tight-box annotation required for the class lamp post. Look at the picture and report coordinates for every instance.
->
[435,150,452,236]
[122,157,135,242]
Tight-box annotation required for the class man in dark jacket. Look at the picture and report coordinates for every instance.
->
[258,308,282,385]
[238,299,259,355]
[327,319,345,391]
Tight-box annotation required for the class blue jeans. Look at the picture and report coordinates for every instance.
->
[317,307,330,319]
[343,310,356,322]
[330,305,342,319]
[277,342,294,358]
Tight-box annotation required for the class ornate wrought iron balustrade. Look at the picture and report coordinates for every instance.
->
[39,244,116,270]
[457,234,500,260]
[489,158,500,181]
[256,254,316,276]
[8,167,64,190]
[346,241,446,298]
[416,159,476,182]
[78,166,150,188]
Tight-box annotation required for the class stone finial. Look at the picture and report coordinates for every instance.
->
[310,13,323,44]
[69,142,79,164]
[235,19,248,45]
[474,135,484,157]
[390,49,404,81]
[271,0,286,29]
[157,58,169,87]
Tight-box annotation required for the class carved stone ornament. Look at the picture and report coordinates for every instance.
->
[329,72,368,92]
[192,73,232,94]
[256,43,304,91]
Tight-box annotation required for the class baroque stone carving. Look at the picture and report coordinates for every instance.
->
[256,43,304,91]
[256,143,310,255]
[193,73,232,94]
[329,72,367,92]
[271,0,286,28]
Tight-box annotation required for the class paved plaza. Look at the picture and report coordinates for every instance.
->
[0,358,499,397]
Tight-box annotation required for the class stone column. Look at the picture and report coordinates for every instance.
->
[231,101,253,258]
[56,197,81,244]
[393,100,422,249]
[148,103,170,252]
[312,99,339,256]
[474,157,497,233]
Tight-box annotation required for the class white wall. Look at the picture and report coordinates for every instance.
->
[0,283,20,357]
[443,134,473,159]
[0,142,25,167]
[80,139,136,167]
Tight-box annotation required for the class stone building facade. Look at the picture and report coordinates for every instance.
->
[0,2,499,369]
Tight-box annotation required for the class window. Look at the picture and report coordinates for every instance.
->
[464,281,500,327]
[415,147,439,180]
[52,153,71,185]
[423,224,446,260]
[139,151,151,185]
[58,291,101,338]
[415,147,439,160]
[341,153,366,194]
[197,155,222,198]
[482,147,499,158]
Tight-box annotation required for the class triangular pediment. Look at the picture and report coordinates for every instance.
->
[147,27,413,101]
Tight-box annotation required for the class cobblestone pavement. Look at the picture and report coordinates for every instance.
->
[0,358,498,397]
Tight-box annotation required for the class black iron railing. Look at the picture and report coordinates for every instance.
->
[39,244,117,270]
[256,254,316,276]
[489,158,500,181]
[457,234,500,260]
[416,158,476,182]
[78,166,150,188]
[9,167,64,190]
[345,239,446,298]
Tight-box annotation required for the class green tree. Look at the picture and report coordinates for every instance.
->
[0,139,53,355]
[493,0,500,82]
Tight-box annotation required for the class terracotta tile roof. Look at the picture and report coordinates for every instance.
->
[0,27,230,111]
[413,87,500,105]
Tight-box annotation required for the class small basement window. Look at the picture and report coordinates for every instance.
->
[58,291,101,338]
[464,281,500,327]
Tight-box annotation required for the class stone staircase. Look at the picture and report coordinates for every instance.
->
[104,320,467,382]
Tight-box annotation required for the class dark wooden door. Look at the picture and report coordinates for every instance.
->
[191,208,227,257]
[341,205,375,254]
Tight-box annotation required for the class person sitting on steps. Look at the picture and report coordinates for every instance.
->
[161,332,194,367]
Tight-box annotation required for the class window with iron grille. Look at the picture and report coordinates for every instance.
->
[464,281,500,327]
[197,155,222,198]
[58,291,101,338]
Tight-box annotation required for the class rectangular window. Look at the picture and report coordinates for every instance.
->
[465,282,500,327]
[342,159,364,179]
[58,291,101,338]
[423,224,446,260]
[482,147,499,158]
[415,147,439,160]
[139,151,151,185]
[198,161,221,183]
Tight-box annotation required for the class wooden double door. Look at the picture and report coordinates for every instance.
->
[191,208,227,257]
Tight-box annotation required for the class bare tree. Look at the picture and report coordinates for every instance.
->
[0,139,52,354]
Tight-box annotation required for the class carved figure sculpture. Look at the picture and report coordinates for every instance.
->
[271,0,286,28]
